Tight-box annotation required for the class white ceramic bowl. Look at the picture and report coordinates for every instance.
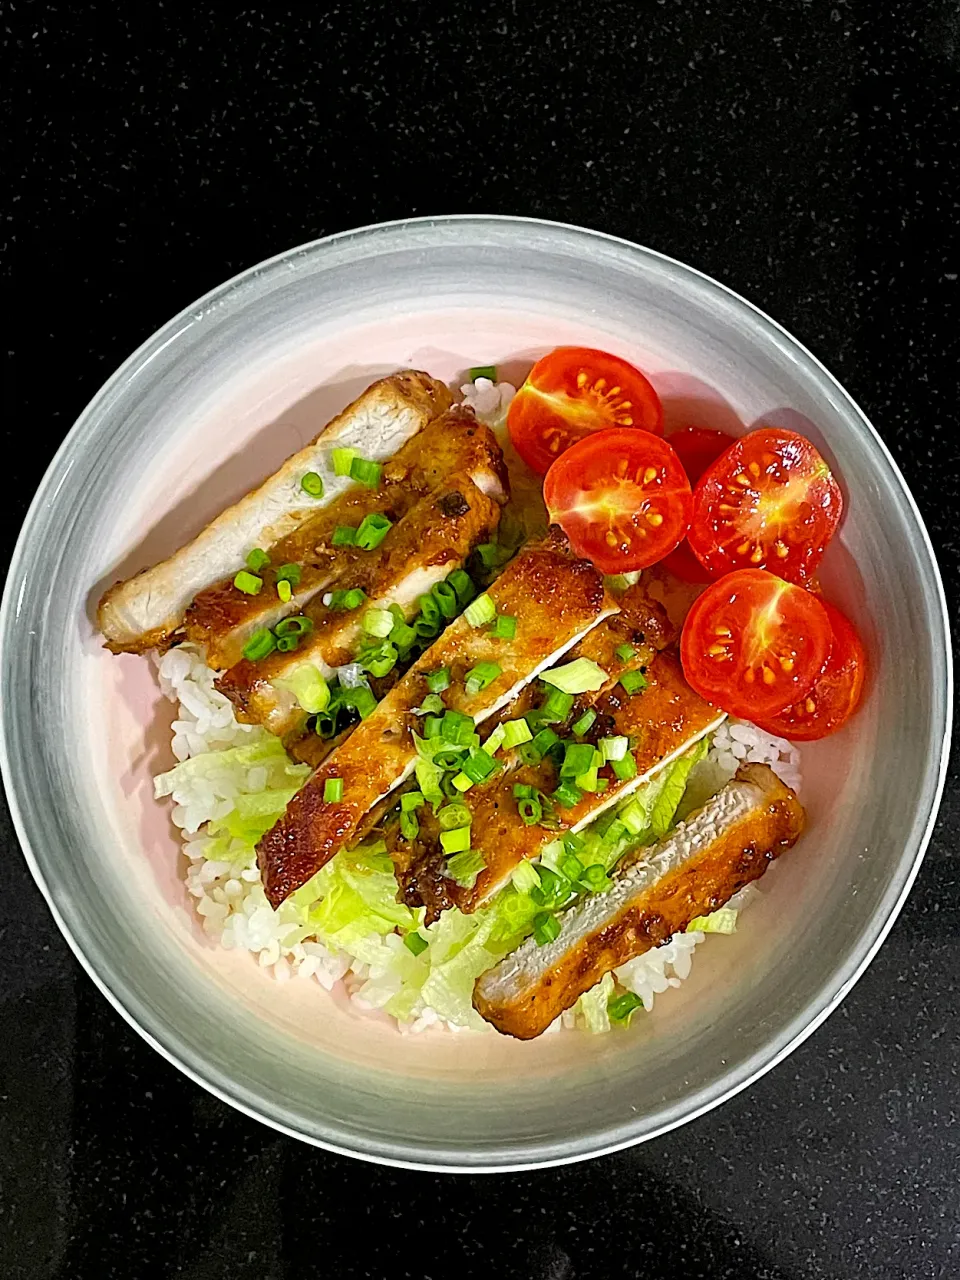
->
[1,217,951,1171]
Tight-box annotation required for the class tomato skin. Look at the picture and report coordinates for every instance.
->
[663,427,735,580]
[754,602,866,741]
[508,346,663,476]
[544,428,691,574]
[680,569,834,720]
[668,426,734,486]
[688,427,843,586]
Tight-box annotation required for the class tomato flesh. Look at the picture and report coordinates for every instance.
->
[680,569,833,720]
[508,346,663,476]
[688,427,843,586]
[544,428,691,574]
[755,602,866,740]
[663,426,735,580]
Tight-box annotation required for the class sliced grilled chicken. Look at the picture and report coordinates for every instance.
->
[97,371,453,654]
[473,763,805,1039]
[256,531,619,908]
[216,473,502,738]
[185,408,508,670]
[392,648,723,921]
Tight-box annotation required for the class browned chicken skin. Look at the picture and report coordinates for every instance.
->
[473,763,805,1039]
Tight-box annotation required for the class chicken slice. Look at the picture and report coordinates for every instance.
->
[392,648,723,922]
[216,472,502,738]
[473,763,805,1039]
[256,531,618,908]
[184,407,508,670]
[97,371,453,654]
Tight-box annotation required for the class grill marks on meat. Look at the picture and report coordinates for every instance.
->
[185,408,508,670]
[473,763,805,1039]
[216,473,502,738]
[391,646,722,922]
[98,370,453,655]
[255,533,618,909]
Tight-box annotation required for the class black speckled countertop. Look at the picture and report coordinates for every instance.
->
[4,3,959,1277]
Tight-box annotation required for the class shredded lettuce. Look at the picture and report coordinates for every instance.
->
[574,972,616,1034]
[687,908,738,935]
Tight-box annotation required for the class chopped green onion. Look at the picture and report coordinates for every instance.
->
[580,864,612,893]
[540,658,607,695]
[389,618,417,654]
[332,525,358,547]
[611,753,637,781]
[462,749,498,784]
[399,810,419,840]
[276,634,298,653]
[485,724,507,755]
[601,819,628,847]
[560,742,596,779]
[233,570,263,596]
[490,613,517,640]
[533,913,561,946]
[452,772,474,793]
[242,628,276,662]
[275,615,313,637]
[600,735,629,762]
[425,667,451,694]
[512,861,541,894]
[465,661,501,696]
[342,684,377,719]
[415,757,444,806]
[562,831,585,856]
[431,581,459,619]
[688,909,739,935]
[615,643,637,663]
[423,715,443,739]
[350,456,382,488]
[417,693,445,715]
[532,866,571,909]
[513,783,535,799]
[277,579,292,603]
[401,791,425,812]
[620,669,649,695]
[463,593,495,628]
[404,932,429,956]
[561,855,585,883]
[469,365,497,381]
[518,797,543,825]
[575,766,600,792]
[532,727,561,756]
[276,563,301,585]
[328,588,367,611]
[331,448,357,477]
[323,778,343,803]
[475,541,507,569]
[500,718,533,750]
[355,512,392,549]
[571,709,597,737]
[363,608,394,638]
[446,569,476,606]
[360,641,398,677]
[437,803,471,831]
[417,592,440,628]
[442,710,475,744]
[619,797,648,836]
[245,548,270,572]
[539,687,575,723]
[608,991,645,1026]
[300,471,324,497]
[551,780,583,809]
[278,664,330,713]
[440,826,471,855]
[446,849,485,888]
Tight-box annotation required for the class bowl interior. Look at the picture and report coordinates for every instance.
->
[2,220,949,1169]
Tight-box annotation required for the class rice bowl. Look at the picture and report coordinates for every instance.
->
[1,217,949,1169]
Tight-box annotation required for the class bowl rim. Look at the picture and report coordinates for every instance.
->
[1,213,952,1172]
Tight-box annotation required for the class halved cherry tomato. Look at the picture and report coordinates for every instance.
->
[680,569,833,720]
[754,602,866,740]
[544,428,691,574]
[688,428,843,586]
[508,346,663,476]
[662,426,734,581]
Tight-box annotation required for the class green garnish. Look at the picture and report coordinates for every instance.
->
[331,448,357,477]
[362,608,394,638]
[242,628,276,661]
[349,456,382,488]
[446,569,476,606]
[245,548,270,572]
[425,668,451,694]
[300,471,324,497]
[463,593,495,628]
[615,643,637,663]
[404,932,429,956]
[355,512,392,550]
[277,579,292,603]
[332,525,358,547]
[551,780,583,809]
[275,615,313,637]
[440,826,471,855]
[532,913,561,946]
[323,777,343,803]
[560,742,595,779]
[620,669,648,695]
[540,658,607,695]
[233,570,263,596]
[570,709,597,737]
[465,661,501,696]
[490,613,517,640]
[611,753,638,781]
[276,563,301,585]
[446,849,485,888]
[469,365,497,381]
[608,991,645,1027]
[328,588,367,611]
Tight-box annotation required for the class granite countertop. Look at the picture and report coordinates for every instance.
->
[4,3,958,1278]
